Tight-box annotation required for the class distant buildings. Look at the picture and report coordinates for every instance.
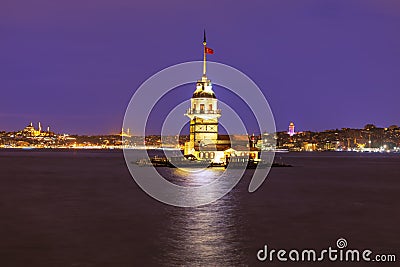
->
[120,128,131,138]
[0,122,117,149]
[22,122,53,137]
[0,122,399,152]
[274,124,400,152]
[288,122,295,136]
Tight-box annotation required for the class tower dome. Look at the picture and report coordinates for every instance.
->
[192,81,216,98]
[192,90,216,98]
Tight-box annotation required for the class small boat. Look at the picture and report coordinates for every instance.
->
[226,156,292,169]
[226,156,262,169]
[134,158,153,167]
[169,156,211,168]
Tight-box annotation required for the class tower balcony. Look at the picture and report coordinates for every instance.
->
[185,108,221,120]
[186,108,221,115]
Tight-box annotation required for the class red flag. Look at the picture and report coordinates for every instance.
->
[205,47,214,54]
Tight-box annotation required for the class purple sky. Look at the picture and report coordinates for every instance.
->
[1,0,400,134]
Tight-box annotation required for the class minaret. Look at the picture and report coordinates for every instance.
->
[184,31,220,158]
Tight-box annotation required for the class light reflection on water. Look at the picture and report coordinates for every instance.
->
[166,167,225,187]
[157,168,247,266]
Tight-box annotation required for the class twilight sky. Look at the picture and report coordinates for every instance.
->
[1,0,400,134]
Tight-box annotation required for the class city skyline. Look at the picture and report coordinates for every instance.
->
[1,1,400,134]
[1,118,400,136]
[1,119,398,135]
[2,120,399,152]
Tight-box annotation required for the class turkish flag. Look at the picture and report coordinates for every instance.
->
[205,47,214,54]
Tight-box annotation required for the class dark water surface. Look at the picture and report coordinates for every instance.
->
[0,150,399,266]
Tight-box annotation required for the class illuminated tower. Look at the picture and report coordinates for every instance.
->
[184,31,221,157]
[288,122,295,136]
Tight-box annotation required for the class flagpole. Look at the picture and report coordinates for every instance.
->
[203,30,207,77]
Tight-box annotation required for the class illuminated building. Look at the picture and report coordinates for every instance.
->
[23,122,36,136]
[288,122,295,136]
[120,128,131,137]
[184,31,221,160]
[183,32,261,163]
[22,122,52,137]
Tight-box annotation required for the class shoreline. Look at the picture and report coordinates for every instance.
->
[0,147,399,154]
